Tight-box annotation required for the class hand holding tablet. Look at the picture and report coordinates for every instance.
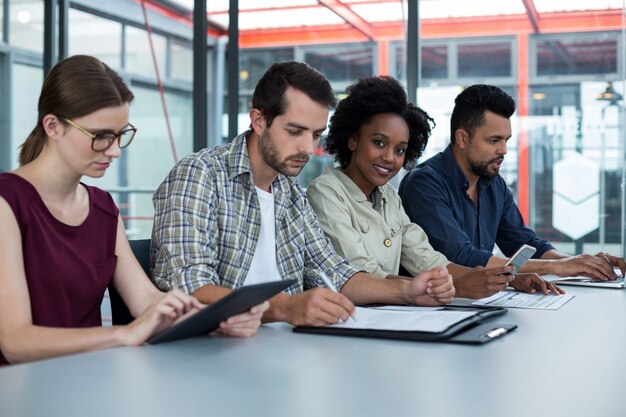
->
[148,280,296,344]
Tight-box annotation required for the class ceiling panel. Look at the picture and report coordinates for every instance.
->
[210,7,345,30]
[160,0,623,31]
[533,0,623,13]
[350,3,406,23]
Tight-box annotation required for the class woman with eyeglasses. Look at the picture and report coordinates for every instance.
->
[0,55,267,365]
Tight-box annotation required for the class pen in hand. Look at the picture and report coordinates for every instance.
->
[317,270,357,322]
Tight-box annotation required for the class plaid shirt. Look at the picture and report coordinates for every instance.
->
[151,131,361,295]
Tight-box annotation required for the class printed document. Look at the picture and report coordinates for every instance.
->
[472,291,574,310]
[330,307,477,333]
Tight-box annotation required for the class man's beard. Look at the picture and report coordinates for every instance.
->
[259,129,309,177]
[469,156,503,178]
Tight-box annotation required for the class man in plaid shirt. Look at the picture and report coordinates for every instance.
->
[151,61,455,326]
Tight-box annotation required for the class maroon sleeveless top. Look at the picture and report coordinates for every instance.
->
[0,173,118,365]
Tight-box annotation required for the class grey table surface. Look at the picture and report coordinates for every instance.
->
[1,286,625,417]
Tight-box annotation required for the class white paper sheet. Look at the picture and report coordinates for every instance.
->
[472,291,574,310]
[329,307,477,333]
[368,305,444,312]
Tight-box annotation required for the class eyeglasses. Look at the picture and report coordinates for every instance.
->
[62,117,137,152]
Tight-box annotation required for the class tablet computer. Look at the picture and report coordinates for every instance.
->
[148,279,296,344]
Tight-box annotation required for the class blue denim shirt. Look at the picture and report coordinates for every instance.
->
[399,145,554,267]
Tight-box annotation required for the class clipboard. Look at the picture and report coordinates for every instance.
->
[148,279,296,344]
[293,305,516,344]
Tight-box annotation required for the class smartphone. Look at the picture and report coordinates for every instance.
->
[503,244,537,278]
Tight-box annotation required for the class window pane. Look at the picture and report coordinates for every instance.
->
[171,40,192,82]
[86,86,193,240]
[528,82,624,249]
[392,43,406,81]
[0,0,4,42]
[304,44,373,83]
[458,42,511,77]
[536,36,618,76]
[125,26,167,78]
[422,45,448,79]
[11,63,42,169]
[127,88,193,238]
[68,9,122,69]
[240,48,294,91]
[529,84,579,116]
[9,0,43,53]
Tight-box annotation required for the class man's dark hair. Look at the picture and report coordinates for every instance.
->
[251,61,336,127]
[325,76,434,170]
[450,84,516,144]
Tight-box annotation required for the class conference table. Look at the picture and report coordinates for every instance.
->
[1,285,624,417]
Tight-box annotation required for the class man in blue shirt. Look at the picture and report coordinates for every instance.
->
[399,84,625,280]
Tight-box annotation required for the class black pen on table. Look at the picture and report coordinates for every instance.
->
[318,270,357,322]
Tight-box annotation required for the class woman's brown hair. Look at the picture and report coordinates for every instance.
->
[19,55,134,165]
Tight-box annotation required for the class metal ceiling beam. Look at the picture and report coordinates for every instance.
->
[239,10,623,48]
[318,0,374,41]
[521,0,540,33]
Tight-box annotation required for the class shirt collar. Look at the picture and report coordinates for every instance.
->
[325,166,388,205]
[226,130,253,180]
[441,144,494,191]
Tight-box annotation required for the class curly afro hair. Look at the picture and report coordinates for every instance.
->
[324,76,435,170]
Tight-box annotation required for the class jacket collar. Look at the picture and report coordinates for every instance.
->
[326,166,388,206]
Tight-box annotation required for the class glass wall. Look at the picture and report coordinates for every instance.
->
[10,62,42,168]
[527,29,624,254]
[535,34,619,77]
[421,44,448,80]
[125,26,167,78]
[1,1,202,250]
[171,40,193,82]
[457,41,512,78]
[68,9,122,68]
[390,37,518,86]
[113,86,193,239]
[303,43,374,84]
[240,48,294,92]
[8,0,43,53]
[0,1,4,41]
[1,0,625,262]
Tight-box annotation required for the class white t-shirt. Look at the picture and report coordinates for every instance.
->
[243,186,282,286]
